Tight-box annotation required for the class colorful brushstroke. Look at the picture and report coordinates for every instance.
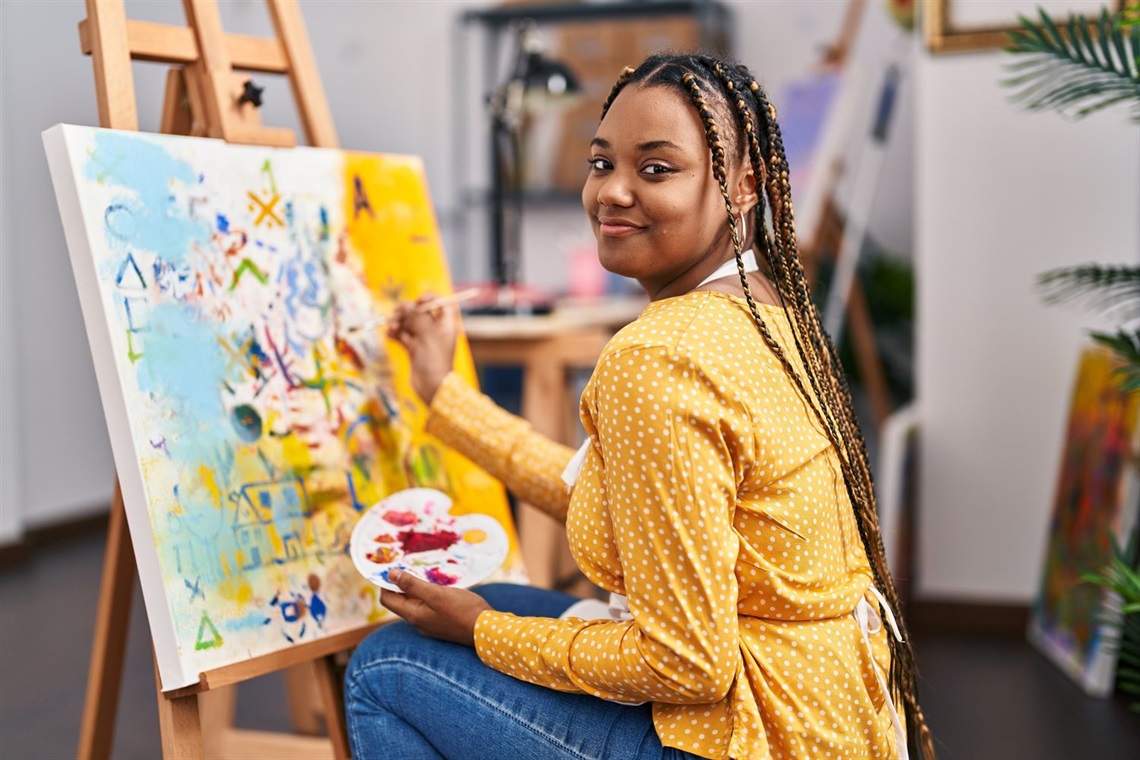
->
[48,126,523,688]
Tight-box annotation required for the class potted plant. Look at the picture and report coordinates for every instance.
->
[1004,3,1139,708]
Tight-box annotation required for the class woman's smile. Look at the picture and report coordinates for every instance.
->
[597,216,646,237]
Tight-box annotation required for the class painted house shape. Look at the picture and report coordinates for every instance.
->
[232,477,310,571]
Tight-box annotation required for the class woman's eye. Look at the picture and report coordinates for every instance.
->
[587,157,611,172]
[643,164,672,176]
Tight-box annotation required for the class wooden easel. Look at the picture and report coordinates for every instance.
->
[796,0,896,431]
[76,2,360,757]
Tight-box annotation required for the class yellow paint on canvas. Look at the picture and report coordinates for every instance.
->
[216,578,254,605]
[198,465,223,508]
[341,154,522,574]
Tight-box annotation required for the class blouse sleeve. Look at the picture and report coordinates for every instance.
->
[424,371,575,523]
[473,346,743,704]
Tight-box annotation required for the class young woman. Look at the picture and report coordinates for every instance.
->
[344,53,934,760]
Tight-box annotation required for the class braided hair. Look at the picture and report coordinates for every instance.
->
[600,54,935,760]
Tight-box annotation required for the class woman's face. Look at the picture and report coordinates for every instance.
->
[582,83,753,301]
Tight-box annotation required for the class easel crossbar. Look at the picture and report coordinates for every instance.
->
[79,18,289,73]
[165,627,376,699]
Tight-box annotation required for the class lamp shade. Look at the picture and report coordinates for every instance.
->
[522,51,580,102]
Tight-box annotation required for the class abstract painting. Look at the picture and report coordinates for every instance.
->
[44,125,523,690]
[1028,345,1140,696]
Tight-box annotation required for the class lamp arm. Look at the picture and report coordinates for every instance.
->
[489,112,509,288]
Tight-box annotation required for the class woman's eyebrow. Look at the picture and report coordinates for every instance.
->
[589,138,683,152]
[637,140,682,152]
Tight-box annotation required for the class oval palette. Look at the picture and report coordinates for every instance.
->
[349,488,508,592]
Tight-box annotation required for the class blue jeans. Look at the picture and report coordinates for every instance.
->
[344,583,700,760]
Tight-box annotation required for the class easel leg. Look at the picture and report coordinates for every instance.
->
[284,662,325,735]
[155,660,204,758]
[77,483,134,760]
[312,655,350,760]
[198,684,237,757]
[847,281,893,428]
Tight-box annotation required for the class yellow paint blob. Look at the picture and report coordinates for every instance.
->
[234,582,253,605]
[217,578,253,605]
[198,465,222,507]
[463,529,487,544]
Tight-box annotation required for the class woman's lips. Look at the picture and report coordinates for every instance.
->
[598,221,644,237]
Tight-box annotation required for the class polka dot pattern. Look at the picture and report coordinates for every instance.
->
[428,291,899,759]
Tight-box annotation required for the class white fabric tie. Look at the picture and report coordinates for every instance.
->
[561,437,594,489]
[854,587,908,760]
[696,248,759,288]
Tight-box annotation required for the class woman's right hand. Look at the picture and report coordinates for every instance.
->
[386,293,459,406]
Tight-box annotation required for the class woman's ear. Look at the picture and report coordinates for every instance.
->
[732,164,760,217]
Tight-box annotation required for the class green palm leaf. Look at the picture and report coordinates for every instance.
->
[1003,8,1140,122]
[1037,265,1140,312]
[1081,530,1140,706]
[1037,265,1140,393]
[1091,331,1140,392]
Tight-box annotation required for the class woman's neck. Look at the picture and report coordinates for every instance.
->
[643,244,738,302]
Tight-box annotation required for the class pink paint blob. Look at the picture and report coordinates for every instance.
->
[425,567,458,586]
[382,509,418,527]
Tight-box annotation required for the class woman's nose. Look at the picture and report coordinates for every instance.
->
[596,170,634,207]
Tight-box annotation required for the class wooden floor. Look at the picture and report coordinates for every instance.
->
[1,528,1137,759]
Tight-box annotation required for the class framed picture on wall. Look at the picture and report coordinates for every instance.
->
[924,0,1127,54]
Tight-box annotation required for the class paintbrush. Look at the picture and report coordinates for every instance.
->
[342,288,482,334]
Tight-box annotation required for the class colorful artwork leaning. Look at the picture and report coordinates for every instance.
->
[43,125,524,691]
[1028,345,1140,697]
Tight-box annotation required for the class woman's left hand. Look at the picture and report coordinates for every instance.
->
[380,568,492,647]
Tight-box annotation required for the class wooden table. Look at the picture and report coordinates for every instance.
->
[463,297,646,592]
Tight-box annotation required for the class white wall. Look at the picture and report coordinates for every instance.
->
[0,3,23,545]
[915,45,1140,602]
[1,0,116,535]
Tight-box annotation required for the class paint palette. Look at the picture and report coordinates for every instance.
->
[350,488,508,592]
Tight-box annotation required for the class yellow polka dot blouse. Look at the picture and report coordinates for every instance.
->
[426,291,899,760]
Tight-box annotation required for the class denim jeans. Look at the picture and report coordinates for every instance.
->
[344,583,700,760]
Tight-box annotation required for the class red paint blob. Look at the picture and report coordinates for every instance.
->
[425,567,458,586]
[398,529,460,555]
[382,510,418,527]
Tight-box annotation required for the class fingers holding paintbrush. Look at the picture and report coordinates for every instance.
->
[343,288,480,334]
[382,291,470,405]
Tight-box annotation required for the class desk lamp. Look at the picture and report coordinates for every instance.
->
[469,22,580,316]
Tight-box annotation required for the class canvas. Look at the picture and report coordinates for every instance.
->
[777,69,861,251]
[43,125,524,691]
[1028,345,1140,697]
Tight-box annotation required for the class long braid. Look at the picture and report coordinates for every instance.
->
[678,67,787,383]
[597,54,934,760]
[702,61,841,460]
[747,74,936,760]
[701,60,838,454]
[691,65,910,702]
[716,64,891,605]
